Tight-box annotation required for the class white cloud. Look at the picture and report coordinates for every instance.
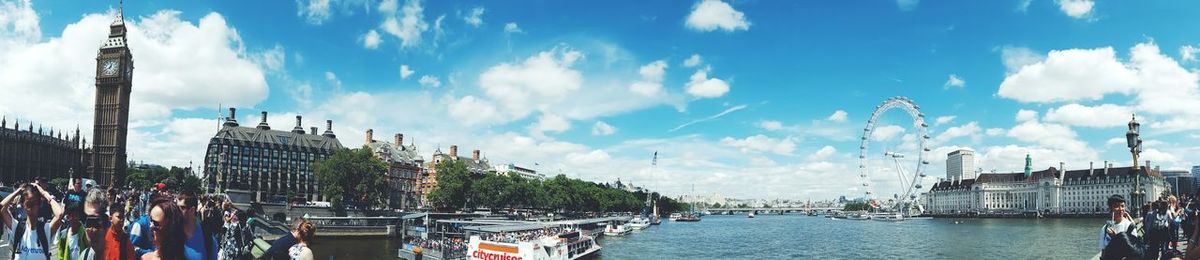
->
[1016,109,1038,122]
[1000,46,1044,74]
[592,121,617,136]
[896,0,919,11]
[629,60,667,97]
[297,0,332,25]
[1006,120,1089,153]
[463,6,484,27]
[362,29,382,49]
[934,116,956,126]
[933,121,982,145]
[808,145,837,161]
[683,54,702,67]
[944,74,965,88]
[1183,45,1199,62]
[758,120,783,131]
[985,128,1006,137]
[685,68,730,98]
[720,134,795,155]
[472,47,584,122]
[251,44,287,73]
[399,64,414,79]
[503,22,522,34]
[998,47,1136,103]
[0,0,39,49]
[827,110,848,122]
[530,113,571,134]
[998,42,1200,132]
[1056,0,1095,19]
[1140,148,1178,165]
[448,95,500,126]
[379,0,428,48]
[418,75,441,87]
[378,0,398,14]
[871,125,905,141]
[685,0,750,32]
[1043,103,1133,128]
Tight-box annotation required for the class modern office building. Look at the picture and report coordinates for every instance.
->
[1163,170,1194,198]
[203,109,343,203]
[946,149,975,181]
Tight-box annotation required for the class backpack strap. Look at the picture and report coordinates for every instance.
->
[12,219,25,259]
[36,220,50,259]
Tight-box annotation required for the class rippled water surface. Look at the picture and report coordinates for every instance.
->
[309,214,1100,259]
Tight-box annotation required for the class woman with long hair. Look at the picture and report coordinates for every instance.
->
[143,197,187,260]
[288,218,316,260]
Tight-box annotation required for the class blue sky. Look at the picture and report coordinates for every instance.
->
[2,0,1199,200]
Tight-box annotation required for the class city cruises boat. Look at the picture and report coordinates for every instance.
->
[467,230,601,260]
[604,222,632,236]
[847,212,872,220]
[871,212,904,221]
[668,213,682,221]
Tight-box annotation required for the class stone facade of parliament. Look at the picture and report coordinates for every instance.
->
[0,119,89,185]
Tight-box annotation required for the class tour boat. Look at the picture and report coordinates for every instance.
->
[676,213,702,222]
[629,217,651,230]
[871,212,904,221]
[604,222,632,236]
[668,213,682,221]
[847,212,872,220]
[467,230,601,260]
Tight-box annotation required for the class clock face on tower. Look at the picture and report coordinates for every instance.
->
[101,59,119,77]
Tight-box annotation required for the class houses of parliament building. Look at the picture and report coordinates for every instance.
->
[1,8,133,186]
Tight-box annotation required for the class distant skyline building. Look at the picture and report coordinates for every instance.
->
[1163,170,1194,198]
[945,149,975,181]
[203,109,343,203]
[494,163,543,180]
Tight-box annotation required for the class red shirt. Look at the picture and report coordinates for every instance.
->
[105,226,138,260]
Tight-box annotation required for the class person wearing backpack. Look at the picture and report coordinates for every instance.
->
[1,183,67,260]
[1146,199,1173,259]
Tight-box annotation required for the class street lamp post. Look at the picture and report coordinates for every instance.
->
[1126,114,1144,218]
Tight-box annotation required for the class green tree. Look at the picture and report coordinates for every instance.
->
[426,160,472,211]
[314,147,389,209]
[472,173,513,210]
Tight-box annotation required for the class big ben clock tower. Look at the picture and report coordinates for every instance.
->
[91,4,133,187]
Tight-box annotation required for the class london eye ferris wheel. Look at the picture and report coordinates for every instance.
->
[858,96,931,212]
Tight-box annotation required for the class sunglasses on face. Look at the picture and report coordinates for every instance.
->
[150,219,162,232]
[85,214,110,229]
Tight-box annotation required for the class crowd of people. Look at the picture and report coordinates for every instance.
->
[0,177,317,260]
[1100,194,1200,260]
[478,226,575,244]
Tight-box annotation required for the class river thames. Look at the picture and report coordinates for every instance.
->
[309,214,1101,259]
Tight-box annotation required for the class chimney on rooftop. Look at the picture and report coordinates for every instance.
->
[395,133,403,146]
[450,145,458,158]
[1104,161,1110,175]
[473,150,480,161]
[257,111,270,130]
[1090,162,1094,176]
[1146,160,1151,170]
[224,108,239,127]
[310,127,318,135]
[322,120,336,138]
[366,129,374,144]
[292,116,305,134]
